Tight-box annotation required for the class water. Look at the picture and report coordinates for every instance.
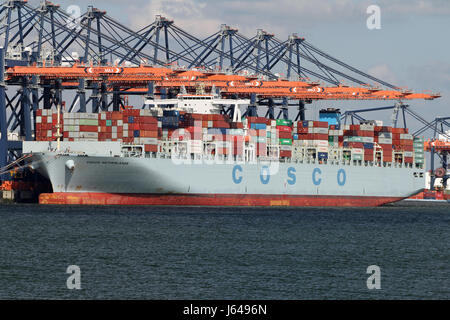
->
[0,204,449,300]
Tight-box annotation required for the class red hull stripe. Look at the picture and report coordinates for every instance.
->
[39,193,405,207]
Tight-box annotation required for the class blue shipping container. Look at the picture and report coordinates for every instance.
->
[163,110,180,117]
[128,116,134,123]
[208,128,228,135]
[134,130,140,138]
[363,143,374,149]
[250,123,267,130]
[318,152,328,159]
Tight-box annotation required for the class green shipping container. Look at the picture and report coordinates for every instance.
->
[279,139,293,146]
[414,153,425,159]
[79,119,99,126]
[106,120,112,127]
[352,155,363,161]
[276,119,293,127]
[415,159,425,164]
[414,137,425,142]
[347,136,364,142]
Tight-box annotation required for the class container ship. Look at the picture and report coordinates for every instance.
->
[23,94,426,207]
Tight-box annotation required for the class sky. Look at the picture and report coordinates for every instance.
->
[20,0,450,135]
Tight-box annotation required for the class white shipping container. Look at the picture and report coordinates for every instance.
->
[85,113,98,120]
[80,132,98,139]
[190,140,203,147]
[378,132,392,138]
[400,134,413,140]
[378,138,392,144]
[404,151,414,157]
[124,123,128,130]
[280,145,292,151]
[313,127,329,134]
[118,120,123,126]
[100,113,107,120]
[36,116,42,123]
[123,131,128,138]
[112,126,117,133]
[112,132,117,139]
[362,137,374,143]
[190,147,203,154]
[141,138,158,144]
[360,124,375,131]
[315,140,329,147]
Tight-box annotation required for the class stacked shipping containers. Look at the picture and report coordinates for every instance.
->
[34,110,425,166]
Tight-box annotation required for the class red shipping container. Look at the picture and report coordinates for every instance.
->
[213,121,230,128]
[144,116,158,124]
[404,157,413,163]
[314,134,328,140]
[247,117,267,124]
[349,142,364,148]
[358,130,374,137]
[403,145,413,152]
[230,122,244,129]
[112,113,122,120]
[280,150,292,158]
[187,113,203,120]
[314,121,329,128]
[279,132,292,139]
[277,126,292,133]
[141,123,158,131]
[79,126,98,132]
[256,130,266,137]
[144,144,158,153]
